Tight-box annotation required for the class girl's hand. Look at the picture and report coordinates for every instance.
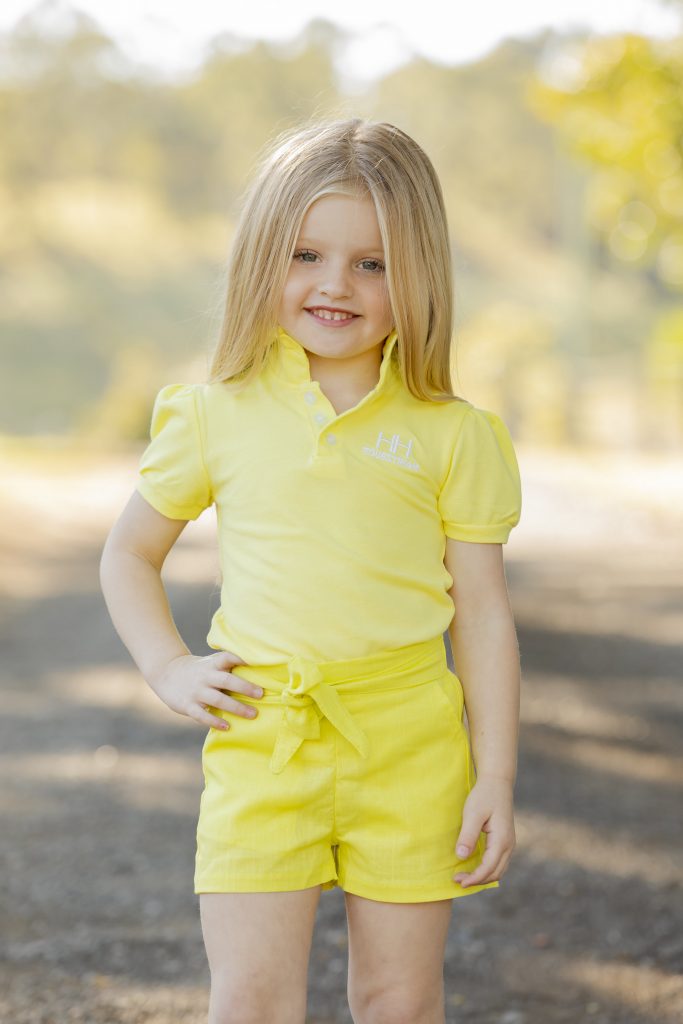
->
[147,651,264,731]
[452,774,516,887]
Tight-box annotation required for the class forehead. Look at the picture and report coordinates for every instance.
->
[298,193,383,246]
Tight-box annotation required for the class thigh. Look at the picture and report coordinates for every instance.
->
[345,892,451,1019]
[200,886,322,1020]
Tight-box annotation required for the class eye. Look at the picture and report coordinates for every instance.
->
[292,250,385,272]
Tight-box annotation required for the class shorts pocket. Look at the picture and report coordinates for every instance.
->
[434,669,465,728]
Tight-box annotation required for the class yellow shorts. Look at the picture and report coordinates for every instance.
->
[194,635,500,903]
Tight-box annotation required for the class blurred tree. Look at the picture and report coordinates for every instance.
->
[528,33,683,286]
[181,20,342,211]
[365,36,562,245]
[527,29,683,446]
[0,11,343,216]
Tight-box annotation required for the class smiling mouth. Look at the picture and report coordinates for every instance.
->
[306,309,359,323]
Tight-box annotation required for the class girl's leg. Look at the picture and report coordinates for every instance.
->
[345,892,452,1024]
[199,885,322,1024]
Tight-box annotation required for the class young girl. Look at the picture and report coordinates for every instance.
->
[100,117,522,1024]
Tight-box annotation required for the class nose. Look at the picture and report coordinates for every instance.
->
[318,260,352,300]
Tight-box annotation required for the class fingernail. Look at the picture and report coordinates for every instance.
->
[254,687,263,697]
[457,844,469,857]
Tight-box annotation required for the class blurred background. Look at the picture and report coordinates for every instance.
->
[1,1,682,1023]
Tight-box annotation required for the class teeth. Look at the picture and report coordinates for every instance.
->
[310,309,354,321]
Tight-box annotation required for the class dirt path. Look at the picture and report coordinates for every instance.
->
[0,443,681,1023]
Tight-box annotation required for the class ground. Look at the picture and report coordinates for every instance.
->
[0,441,681,1023]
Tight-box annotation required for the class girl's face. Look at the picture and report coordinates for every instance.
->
[278,193,394,365]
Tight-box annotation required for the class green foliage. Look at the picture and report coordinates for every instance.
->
[528,33,683,285]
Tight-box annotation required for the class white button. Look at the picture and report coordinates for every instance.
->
[304,391,316,404]
[326,433,337,445]
[314,412,327,425]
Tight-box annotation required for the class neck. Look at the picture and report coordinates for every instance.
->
[307,346,382,391]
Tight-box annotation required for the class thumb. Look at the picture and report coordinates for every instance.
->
[455,826,480,859]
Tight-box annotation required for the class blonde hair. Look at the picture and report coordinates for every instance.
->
[207,116,462,403]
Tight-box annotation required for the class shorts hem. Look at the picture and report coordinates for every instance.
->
[194,869,337,895]
[337,876,500,903]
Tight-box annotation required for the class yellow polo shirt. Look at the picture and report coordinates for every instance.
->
[136,324,522,663]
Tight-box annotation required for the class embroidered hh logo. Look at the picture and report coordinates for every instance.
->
[362,430,421,472]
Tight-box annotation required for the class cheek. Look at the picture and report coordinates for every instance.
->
[281,271,307,304]
[370,281,392,318]
[278,277,299,311]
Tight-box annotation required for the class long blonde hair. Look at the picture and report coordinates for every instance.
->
[207,116,462,403]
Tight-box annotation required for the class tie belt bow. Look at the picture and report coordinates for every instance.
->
[224,636,452,775]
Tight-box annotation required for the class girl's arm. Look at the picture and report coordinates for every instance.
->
[99,490,260,729]
[445,536,520,886]
[99,490,193,688]
[445,537,520,784]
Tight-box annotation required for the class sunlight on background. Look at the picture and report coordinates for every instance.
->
[2,0,680,84]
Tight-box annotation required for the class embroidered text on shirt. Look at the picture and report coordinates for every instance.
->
[362,430,421,472]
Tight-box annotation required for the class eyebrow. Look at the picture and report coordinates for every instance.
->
[297,239,385,254]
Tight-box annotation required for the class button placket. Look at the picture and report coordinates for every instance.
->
[278,324,400,469]
[300,384,339,456]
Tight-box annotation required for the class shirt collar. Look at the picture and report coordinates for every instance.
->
[270,323,400,394]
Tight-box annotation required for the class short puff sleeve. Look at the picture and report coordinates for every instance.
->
[437,405,522,543]
[136,383,213,520]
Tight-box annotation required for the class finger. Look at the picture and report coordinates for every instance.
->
[489,849,513,881]
[201,689,260,719]
[212,650,247,669]
[193,702,232,731]
[454,842,507,887]
[210,669,264,700]
[454,835,501,884]
[453,858,499,887]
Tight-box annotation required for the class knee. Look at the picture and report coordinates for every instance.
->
[349,982,444,1024]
